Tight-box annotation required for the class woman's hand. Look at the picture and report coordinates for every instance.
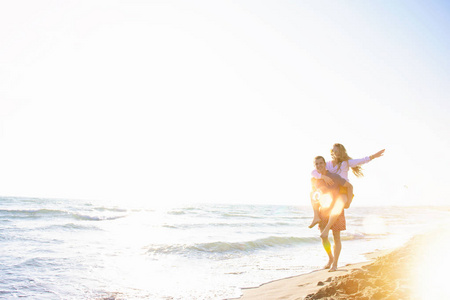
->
[370,149,385,160]
[322,175,334,186]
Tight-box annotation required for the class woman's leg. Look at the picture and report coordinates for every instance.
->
[309,197,321,228]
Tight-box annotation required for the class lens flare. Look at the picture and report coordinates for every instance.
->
[329,195,345,218]
[318,193,332,208]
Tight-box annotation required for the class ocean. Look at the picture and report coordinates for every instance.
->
[1,196,449,299]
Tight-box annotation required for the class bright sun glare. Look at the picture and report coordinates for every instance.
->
[411,230,450,299]
[317,192,332,208]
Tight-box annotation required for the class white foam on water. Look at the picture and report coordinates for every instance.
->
[1,197,449,299]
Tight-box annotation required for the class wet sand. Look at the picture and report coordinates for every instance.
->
[238,229,450,299]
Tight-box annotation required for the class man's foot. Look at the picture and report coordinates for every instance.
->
[323,258,333,269]
[309,218,321,228]
[328,264,338,272]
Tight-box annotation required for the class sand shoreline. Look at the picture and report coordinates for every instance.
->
[234,230,450,299]
[234,249,391,300]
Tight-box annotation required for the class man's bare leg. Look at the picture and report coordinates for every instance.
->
[320,195,346,238]
[321,232,333,269]
[329,230,342,272]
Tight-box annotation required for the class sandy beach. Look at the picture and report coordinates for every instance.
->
[238,229,450,300]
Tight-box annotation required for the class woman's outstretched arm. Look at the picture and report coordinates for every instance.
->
[347,149,385,167]
[369,149,385,160]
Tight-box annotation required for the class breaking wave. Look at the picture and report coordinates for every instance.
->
[0,208,126,221]
[146,236,320,255]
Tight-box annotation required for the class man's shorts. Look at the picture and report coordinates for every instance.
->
[318,209,346,232]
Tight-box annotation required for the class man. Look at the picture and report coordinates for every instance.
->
[309,156,353,272]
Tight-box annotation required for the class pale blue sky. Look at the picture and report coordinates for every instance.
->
[0,1,449,207]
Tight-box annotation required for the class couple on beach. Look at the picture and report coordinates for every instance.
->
[309,143,384,272]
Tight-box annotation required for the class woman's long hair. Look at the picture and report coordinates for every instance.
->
[332,143,364,177]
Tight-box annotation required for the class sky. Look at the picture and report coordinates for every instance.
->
[0,0,449,207]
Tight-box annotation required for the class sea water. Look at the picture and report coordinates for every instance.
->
[1,196,449,299]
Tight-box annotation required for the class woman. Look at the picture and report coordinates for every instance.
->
[309,144,384,228]
[312,143,385,184]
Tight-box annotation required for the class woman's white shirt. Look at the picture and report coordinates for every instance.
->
[311,157,371,181]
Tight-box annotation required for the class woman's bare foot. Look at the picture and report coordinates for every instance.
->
[308,218,321,228]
